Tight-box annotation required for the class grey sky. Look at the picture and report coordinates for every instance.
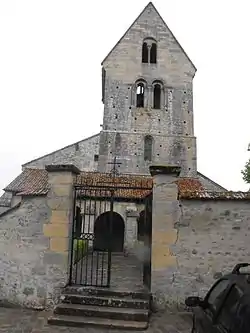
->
[0,0,250,195]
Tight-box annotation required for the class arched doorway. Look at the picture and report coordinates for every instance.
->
[93,211,125,252]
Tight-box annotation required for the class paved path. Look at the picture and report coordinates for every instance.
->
[73,253,144,291]
[0,307,192,333]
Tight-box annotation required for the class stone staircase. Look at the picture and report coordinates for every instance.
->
[48,286,151,330]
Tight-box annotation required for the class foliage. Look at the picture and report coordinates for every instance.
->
[73,239,88,263]
[241,159,250,184]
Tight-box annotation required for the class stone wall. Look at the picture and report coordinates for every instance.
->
[0,197,50,309]
[150,165,250,310]
[174,199,250,297]
[197,172,227,191]
[0,164,80,310]
[22,134,99,171]
[152,197,250,309]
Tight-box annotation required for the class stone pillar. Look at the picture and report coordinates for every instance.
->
[43,164,80,306]
[149,165,181,310]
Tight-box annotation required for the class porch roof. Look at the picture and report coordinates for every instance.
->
[3,167,249,201]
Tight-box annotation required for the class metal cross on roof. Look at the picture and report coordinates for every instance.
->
[108,156,122,177]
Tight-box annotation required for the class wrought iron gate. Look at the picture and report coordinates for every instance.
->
[69,185,115,287]
[68,173,153,289]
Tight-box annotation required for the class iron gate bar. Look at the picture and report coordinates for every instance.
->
[68,187,77,285]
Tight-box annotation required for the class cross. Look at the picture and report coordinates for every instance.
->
[107,156,122,177]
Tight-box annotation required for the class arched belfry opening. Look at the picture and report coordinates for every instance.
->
[136,83,145,107]
[141,38,157,64]
[153,84,161,109]
[93,211,125,252]
[150,43,157,64]
[142,42,148,63]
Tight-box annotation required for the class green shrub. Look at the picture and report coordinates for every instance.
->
[73,239,88,263]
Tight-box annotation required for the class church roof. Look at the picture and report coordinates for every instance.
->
[4,168,49,196]
[75,172,152,200]
[101,2,196,71]
[2,168,250,201]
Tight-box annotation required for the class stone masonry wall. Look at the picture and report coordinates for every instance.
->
[23,134,99,171]
[0,197,50,309]
[163,199,250,308]
[197,172,226,191]
[98,3,197,177]
[0,165,79,310]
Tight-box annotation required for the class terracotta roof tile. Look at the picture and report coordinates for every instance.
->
[4,168,249,201]
[75,172,152,199]
[4,168,48,195]
[175,178,204,193]
[179,191,250,200]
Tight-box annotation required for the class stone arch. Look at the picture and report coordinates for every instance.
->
[93,211,125,252]
[134,79,147,108]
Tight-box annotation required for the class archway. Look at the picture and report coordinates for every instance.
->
[93,211,125,252]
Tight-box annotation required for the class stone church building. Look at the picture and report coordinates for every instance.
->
[0,1,250,323]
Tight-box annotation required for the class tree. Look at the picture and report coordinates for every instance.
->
[241,159,250,184]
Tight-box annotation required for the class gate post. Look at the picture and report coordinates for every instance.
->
[43,164,80,305]
[149,165,181,310]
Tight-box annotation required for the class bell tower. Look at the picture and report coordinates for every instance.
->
[98,2,197,177]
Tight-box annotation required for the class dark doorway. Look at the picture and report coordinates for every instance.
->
[93,211,125,252]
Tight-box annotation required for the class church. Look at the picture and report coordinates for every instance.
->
[0,2,249,330]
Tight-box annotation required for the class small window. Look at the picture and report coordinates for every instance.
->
[144,135,153,161]
[150,43,157,64]
[142,42,148,63]
[153,84,161,109]
[94,154,99,162]
[115,133,122,156]
[136,83,144,108]
[206,279,231,314]
[75,143,79,151]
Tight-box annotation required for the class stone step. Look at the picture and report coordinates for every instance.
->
[48,314,149,330]
[60,293,149,309]
[63,286,150,300]
[54,303,149,322]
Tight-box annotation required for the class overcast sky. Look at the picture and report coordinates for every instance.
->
[0,0,250,194]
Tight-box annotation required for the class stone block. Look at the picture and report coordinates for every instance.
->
[152,252,177,270]
[43,251,68,266]
[43,223,69,238]
[50,210,70,224]
[48,173,74,186]
[152,214,175,227]
[50,237,69,253]
[47,197,72,210]
[152,230,177,244]
[51,185,72,197]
